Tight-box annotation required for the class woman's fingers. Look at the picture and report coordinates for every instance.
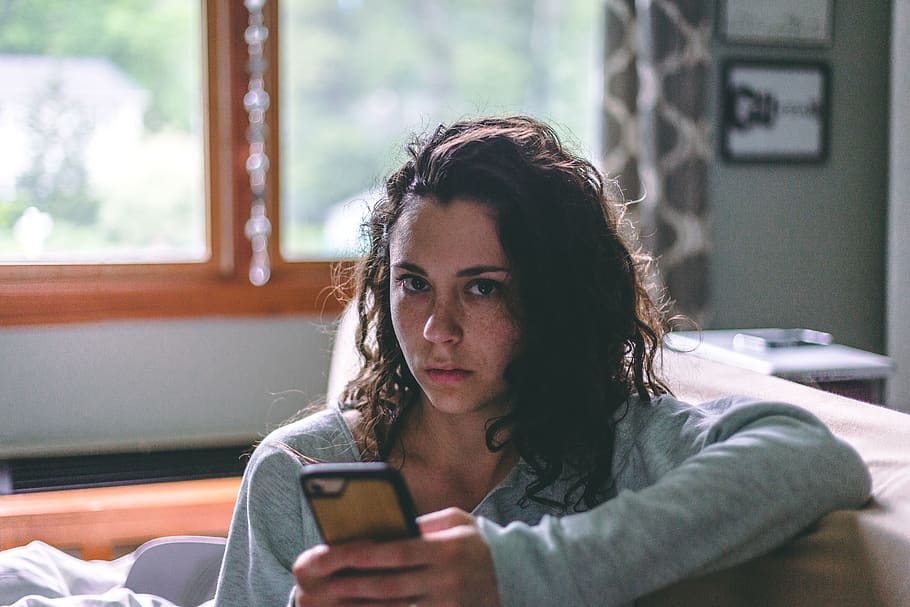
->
[320,566,427,602]
[293,543,337,579]
[295,538,421,580]
[295,507,477,581]
[301,533,489,603]
[293,539,429,605]
[294,509,499,607]
[416,506,476,534]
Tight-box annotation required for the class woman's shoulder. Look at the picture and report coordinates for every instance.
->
[620,391,811,425]
[256,403,362,465]
[613,392,832,477]
[617,392,820,441]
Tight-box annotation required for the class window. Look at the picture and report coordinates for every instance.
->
[279,0,602,259]
[0,1,336,325]
[0,0,601,325]
[0,1,205,264]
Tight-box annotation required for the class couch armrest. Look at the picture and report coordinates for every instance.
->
[642,349,910,606]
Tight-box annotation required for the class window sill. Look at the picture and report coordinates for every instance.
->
[0,477,241,560]
[0,261,347,326]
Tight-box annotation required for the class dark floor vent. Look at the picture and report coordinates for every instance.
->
[0,444,252,495]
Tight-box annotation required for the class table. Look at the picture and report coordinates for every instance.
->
[664,329,896,404]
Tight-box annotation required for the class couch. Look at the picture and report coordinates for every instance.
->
[640,349,910,606]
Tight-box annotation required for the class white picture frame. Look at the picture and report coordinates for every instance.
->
[720,60,830,163]
[719,0,834,47]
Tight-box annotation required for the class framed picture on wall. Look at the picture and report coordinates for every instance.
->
[719,0,834,47]
[720,60,830,163]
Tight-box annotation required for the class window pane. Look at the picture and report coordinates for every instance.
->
[280,0,602,260]
[0,0,205,263]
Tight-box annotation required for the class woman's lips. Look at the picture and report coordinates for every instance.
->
[425,368,472,385]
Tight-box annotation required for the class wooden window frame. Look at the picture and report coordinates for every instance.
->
[0,0,344,327]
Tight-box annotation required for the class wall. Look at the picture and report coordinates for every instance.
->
[0,317,335,458]
[708,3,891,358]
[887,0,910,407]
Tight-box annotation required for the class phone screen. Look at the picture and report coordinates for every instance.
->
[300,462,420,544]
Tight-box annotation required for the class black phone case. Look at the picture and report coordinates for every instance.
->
[300,462,420,544]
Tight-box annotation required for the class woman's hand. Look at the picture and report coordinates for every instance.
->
[293,507,500,607]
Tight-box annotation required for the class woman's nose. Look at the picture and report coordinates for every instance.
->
[423,298,463,344]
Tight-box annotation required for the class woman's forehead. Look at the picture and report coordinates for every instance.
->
[390,196,508,267]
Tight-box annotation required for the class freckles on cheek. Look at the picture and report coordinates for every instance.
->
[475,309,522,352]
[505,326,522,356]
[390,292,420,345]
[499,310,523,356]
[389,293,405,338]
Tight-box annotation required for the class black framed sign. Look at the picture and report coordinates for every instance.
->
[718,0,834,47]
[720,60,830,163]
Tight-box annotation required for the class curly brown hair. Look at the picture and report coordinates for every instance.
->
[339,115,669,509]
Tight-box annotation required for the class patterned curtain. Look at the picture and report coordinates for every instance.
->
[603,0,711,326]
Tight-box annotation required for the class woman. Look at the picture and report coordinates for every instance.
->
[214,116,870,607]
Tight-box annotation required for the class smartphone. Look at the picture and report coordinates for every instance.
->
[733,328,833,351]
[300,462,420,544]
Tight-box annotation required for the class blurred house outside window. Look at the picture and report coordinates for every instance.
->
[0,1,204,264]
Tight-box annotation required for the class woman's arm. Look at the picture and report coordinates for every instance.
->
[214,409,360,607]
[476,397,872,606]
[213,443,311,607]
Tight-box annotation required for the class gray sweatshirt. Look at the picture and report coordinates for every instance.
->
[213,395,871,607]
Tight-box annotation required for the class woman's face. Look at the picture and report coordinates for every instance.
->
[389,196,521,420]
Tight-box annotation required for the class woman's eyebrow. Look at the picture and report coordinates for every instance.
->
[456,265,511,277]
[392,261,427,275]
[392,262,510,277]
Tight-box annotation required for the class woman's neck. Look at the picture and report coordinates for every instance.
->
[391,402,518,514]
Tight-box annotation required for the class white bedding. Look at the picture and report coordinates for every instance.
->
[0,540,218,607]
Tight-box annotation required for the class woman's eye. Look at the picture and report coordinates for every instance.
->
[468,279,500,297]
[398,275,428,293]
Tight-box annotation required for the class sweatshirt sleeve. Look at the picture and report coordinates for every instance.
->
[213,441,312,607]
[213,409,359,607]
[476,396,872,607]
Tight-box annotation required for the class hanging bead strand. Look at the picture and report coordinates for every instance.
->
[243,0,272,286]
